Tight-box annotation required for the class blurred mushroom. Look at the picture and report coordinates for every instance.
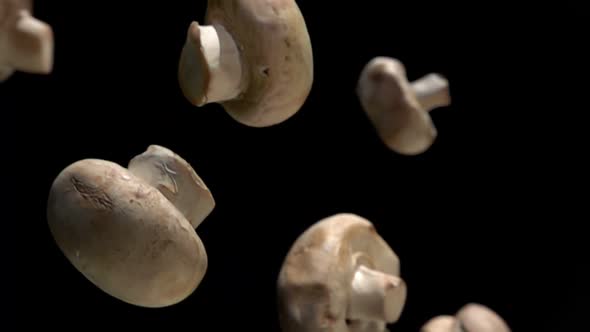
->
[420,303,511,332]
[277,213,407,332]
[47,145,215,308]
[356,56,450,155]
[455,303,511,332]
[420,316,458,332]
[178,0,314,127]
[0,0,53,81]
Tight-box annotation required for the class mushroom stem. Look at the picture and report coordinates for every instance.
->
[179,22,243,106]
[0,10,53,74]
[411,73,450,111]
[348,265,406,323]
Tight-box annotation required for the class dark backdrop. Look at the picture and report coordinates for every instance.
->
[2,1,587,331]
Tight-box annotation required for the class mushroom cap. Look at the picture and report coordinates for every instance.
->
[47,159,208,308]
[128,145,215,229]
[420,316,458,332]
[202,0,314,127]
[277,213,403,332]
[357,57,437,155]
[455,303,511,332]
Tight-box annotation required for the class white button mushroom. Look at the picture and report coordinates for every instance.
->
[420,303,511,332]
[356,57,451,156]
[420,316,459,332]
[0,0,53,81]
[47,145,215,308]
[277,213,407,332]
[455,303,511,332]
[178,0,314,127]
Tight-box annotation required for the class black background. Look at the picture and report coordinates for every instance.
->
[2,1,588,331]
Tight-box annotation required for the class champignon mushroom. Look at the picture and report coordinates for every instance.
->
[455,303,511,332]
[178,0,314,127]
[46,145,215,308]
[0,0,53,81]
[420,303,511,332]
[277,213,407,332]
[420,316,458,332]
[356,56,450,155]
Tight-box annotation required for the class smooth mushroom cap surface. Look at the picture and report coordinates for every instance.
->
[47,159,208,308]
[420,316,458,332]
[277,213,405,332]
[0,0,53,80]
[128,145,215,229]
[357,57,437,155]
[180,0,314,127]
[455,303,511,332]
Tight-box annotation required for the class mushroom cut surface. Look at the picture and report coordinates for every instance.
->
[47,159,208,308]
[277,213,406,332]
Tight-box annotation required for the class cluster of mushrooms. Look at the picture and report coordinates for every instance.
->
[2,0,510,331]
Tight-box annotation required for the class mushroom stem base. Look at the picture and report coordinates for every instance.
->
[348,264,406,323]
[179,22,243,106]
[411,73,450,111]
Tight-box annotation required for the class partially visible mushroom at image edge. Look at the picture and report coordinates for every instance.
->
[178,0,314,127]
[357,57,451,156]
[0,0,53,81]
[277,213,407,332]
[47,145,215,308]
[420,303,511,332]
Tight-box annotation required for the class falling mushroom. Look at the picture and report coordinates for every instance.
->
[0,0,53,81]
[420,316,458,332]
[420,303,511,332]
[47,145,215,308]
[356,56,451,155]
[277,213,407,332]
[455,303,511,332]
[178,0,314,127]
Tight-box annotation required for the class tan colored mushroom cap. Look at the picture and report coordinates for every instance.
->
[420,315,458,332]
[128,145,215,229]
[455,303,511,332]
[47,158,208,308]
[277,213,406,332]
[357,57,450,155]
[0,0,53,81]
[179,0,314,127]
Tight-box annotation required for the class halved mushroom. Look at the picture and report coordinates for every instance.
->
[47,145,215,308]
[420,303,511,332]
[178,0,314,127]
[356,57,450,155]
[277,213,407,332]
[0,0,53,81]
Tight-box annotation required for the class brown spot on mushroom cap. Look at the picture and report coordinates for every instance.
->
[357,57,438,155]
[420,316,458,332]
[47,159,207,308]
[128,145,215,229]
[277,213,403,332]
[205,0,313,127]
[455,303,511,332]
